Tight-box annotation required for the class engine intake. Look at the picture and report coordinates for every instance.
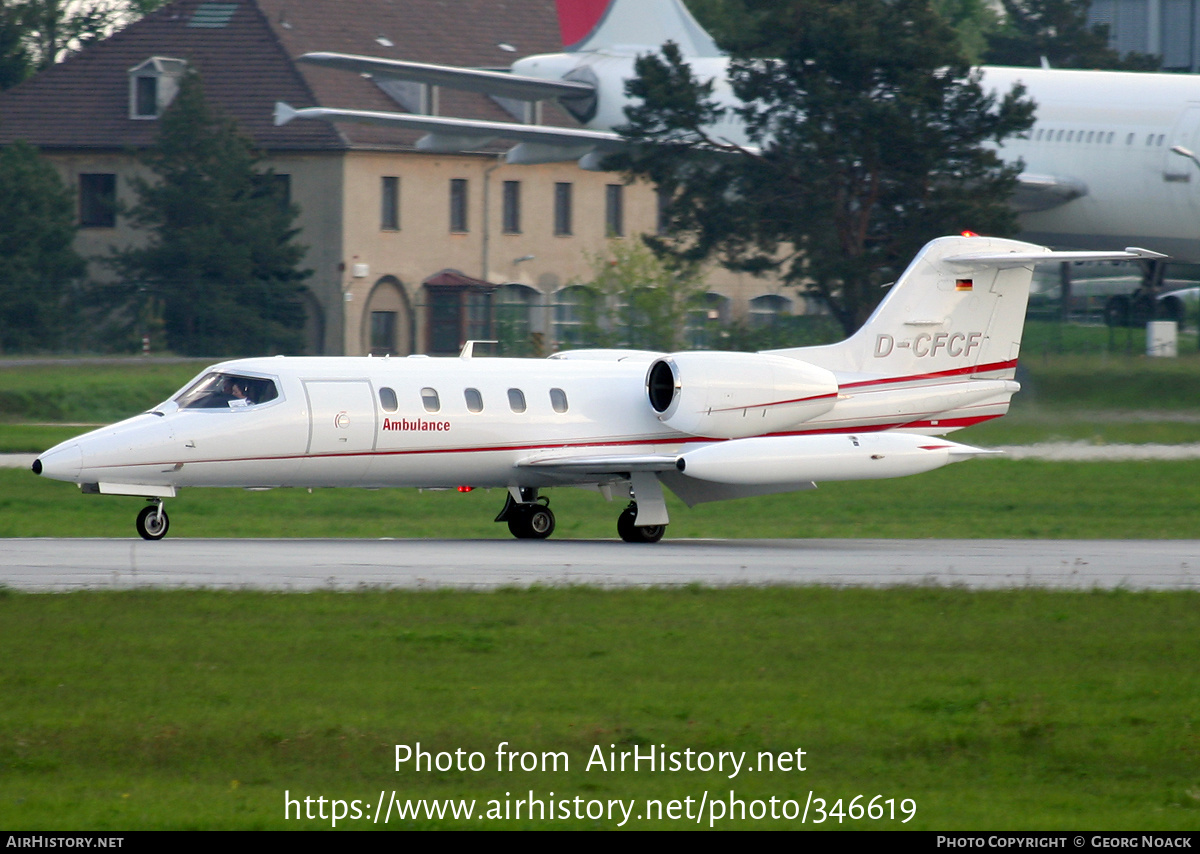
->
[646,352,838,439]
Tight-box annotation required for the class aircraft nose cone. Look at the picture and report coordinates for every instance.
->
[34,442,82,482]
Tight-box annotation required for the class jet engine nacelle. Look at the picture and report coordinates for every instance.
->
[645,352,839,439]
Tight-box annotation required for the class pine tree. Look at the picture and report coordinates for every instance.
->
[114,71,309,356]
[984,0,1159,70]
[613,0,1035,336]
[0,140,85,351]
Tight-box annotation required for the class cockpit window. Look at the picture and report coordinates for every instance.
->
[176,372,279,409]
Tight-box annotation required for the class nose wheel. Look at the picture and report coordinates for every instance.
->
[136,502,169,540]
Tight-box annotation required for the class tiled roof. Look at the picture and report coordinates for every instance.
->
[0,0,571,152]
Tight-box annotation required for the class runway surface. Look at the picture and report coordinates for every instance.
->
[3,538,1197,592]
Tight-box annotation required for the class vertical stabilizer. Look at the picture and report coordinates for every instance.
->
[556,0,722,56]
[770,236,1160,381]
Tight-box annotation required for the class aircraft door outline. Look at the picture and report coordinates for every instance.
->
[303,379,378,456]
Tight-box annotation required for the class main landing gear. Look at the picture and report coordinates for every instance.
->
[617,502,665,544]
[496,490,556,540]
[135,500,169,541]
[496,489,668,543]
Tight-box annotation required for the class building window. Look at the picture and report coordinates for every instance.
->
[656,186,671,235]
[605,184,624,236]
[502,180,521,233]
[127,56,187,119]
[450,178,468,232]
[370,310,397,355]
[79,173,117,228]
[749,294,792,327]
[134,76,157,117]
[554,182,572,236]
[271,173,291,211]
[381,176,400,230]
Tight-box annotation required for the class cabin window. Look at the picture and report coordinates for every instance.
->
[1085,131,1094,143]
[1127,133,1135,145]
[421,387,441,412]
[465,388,483,412]
[379,387,398,412]
[550,388,568,413]
[508,388,526,413]
[176,372,279,409]
[1106,132,1113,143]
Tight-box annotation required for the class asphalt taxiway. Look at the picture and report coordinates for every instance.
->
[2,538,1196,592]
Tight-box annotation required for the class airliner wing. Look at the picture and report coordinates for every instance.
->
[275,102,623,165]
[1012,172,1089,212]
[297,52,594,102]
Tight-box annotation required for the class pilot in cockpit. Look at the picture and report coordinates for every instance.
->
[223,378,255,406]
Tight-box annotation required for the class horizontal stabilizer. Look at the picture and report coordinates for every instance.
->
[274,103,623,151]
[944,246,1167,267]
[297,52,593,101]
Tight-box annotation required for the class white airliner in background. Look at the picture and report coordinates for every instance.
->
[276,0,1200,262]
[32,236,1160,542]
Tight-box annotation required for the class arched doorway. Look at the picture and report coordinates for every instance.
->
[362,276,413,356]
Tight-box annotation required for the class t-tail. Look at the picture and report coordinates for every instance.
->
[768,235,1165,435]
[556,0,721,56]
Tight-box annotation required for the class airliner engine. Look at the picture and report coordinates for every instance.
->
[646,352,839,439]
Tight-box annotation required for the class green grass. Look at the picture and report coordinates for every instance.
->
[5,458,1199,539]
[0,586,1195,829]
[1019,319,1200,360]
[0,359,210,424]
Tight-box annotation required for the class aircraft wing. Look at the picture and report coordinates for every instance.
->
[274,102,623,166]
[297,52,594,102]
[515,453,680,476]
[1011,172,1089,212]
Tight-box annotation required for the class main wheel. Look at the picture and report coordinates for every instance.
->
[526,505,555,539]
[507,504,555,539]
[617,505,665,543]
[136,505,169,541]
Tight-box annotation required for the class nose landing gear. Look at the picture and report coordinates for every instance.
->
[135,501,169,540]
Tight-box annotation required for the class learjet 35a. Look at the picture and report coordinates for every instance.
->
[32,235,1161,542]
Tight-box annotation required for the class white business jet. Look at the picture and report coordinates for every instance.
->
[276,0,1200,262]
[32,235,1161,542]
